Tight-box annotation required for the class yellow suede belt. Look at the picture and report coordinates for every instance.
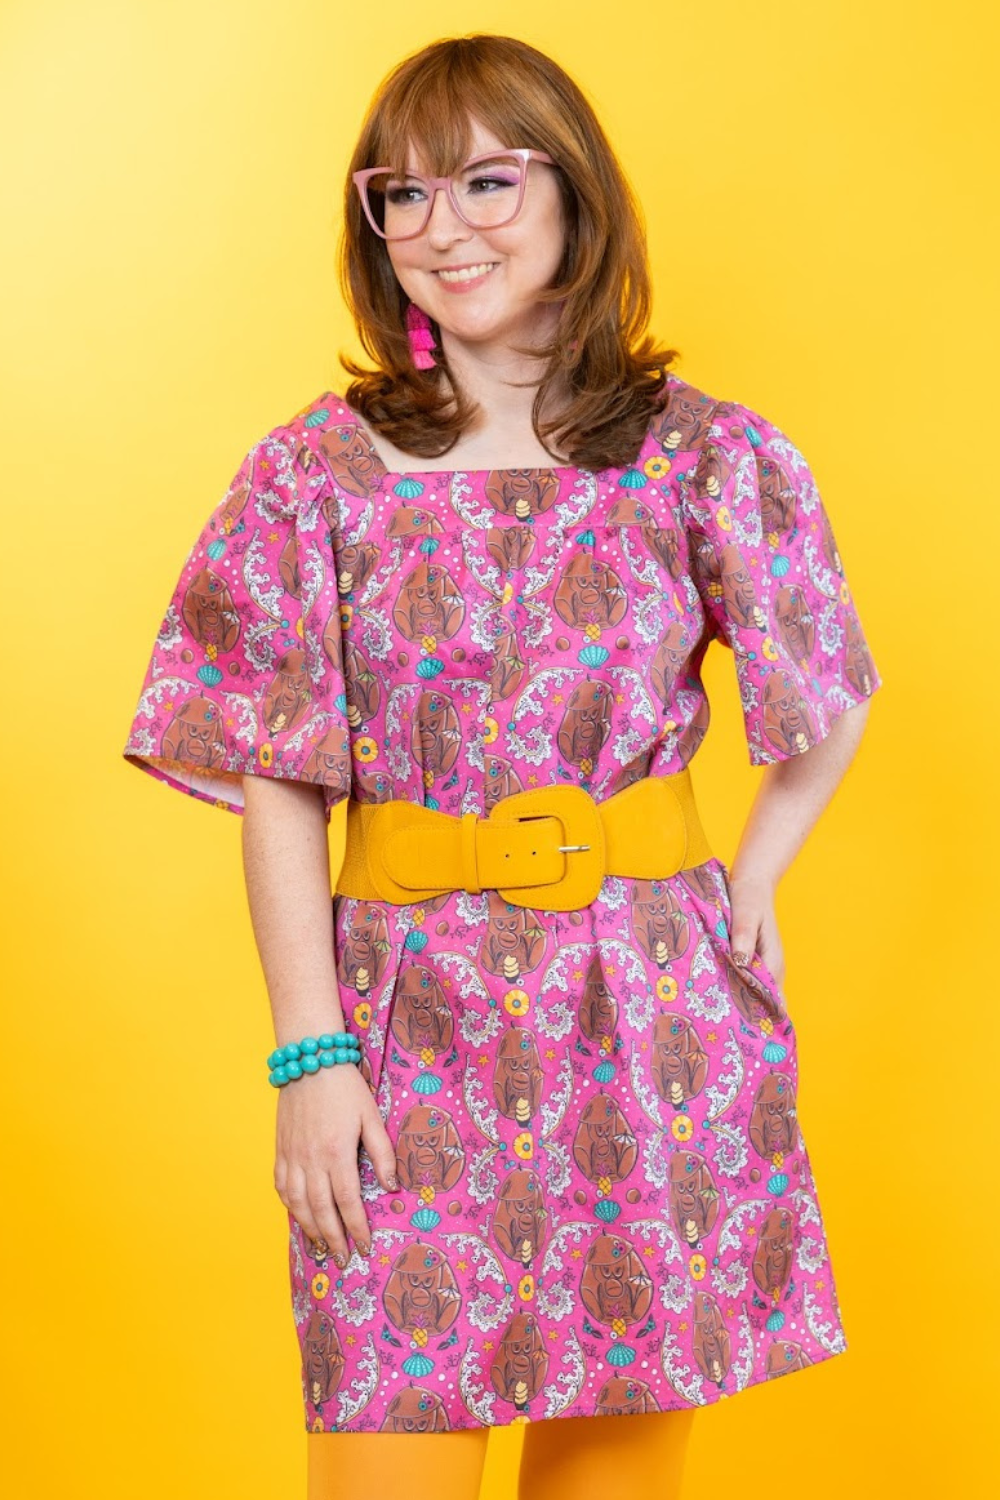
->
[332,769,713,912]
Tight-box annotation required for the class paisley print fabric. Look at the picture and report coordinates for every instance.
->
[123,371,882,1433]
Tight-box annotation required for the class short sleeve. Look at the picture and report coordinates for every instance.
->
[122,424,352,817]
[684,396,883,765]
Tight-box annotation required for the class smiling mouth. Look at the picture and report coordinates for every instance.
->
[433,262,500,283]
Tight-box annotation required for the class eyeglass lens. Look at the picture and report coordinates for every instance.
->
[364,154,527,238]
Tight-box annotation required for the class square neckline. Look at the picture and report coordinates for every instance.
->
[325,393,660,482]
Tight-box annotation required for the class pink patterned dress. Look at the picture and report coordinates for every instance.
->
[123,371,881,1433]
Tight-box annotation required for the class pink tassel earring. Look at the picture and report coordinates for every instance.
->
[406,301,438,369]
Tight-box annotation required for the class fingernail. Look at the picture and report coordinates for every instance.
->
[732,951,749,966]
[386,1174,400,1191]
[357,1242,371,1257]
[333,1252,347,1268]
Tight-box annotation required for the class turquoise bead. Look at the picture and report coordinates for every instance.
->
[300,1037,319,1055]
[334,1048,359,1063]
[269,1067,289,1086]
[318,1034,336,1050]
[267,1048,285,1069]
[301,1055,320,1074]
[283,1042,302,1060]
[318,1050,336,1067]
[285,1059,303,1079]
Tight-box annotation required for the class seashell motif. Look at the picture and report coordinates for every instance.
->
[416,657,445,680]
[393,477,426,498]
[767,1172,790,1196]
[765,1309,786,1332]
[606,1342,636,1367]
[771,554,791,577]
[412,1072,443,1096]
[762,1041,788,1064]
[404,929,430,953]
[304,407,330,428]
[410,1207,442,1231]
[197,663,224,687]
[402,1353,435,1377]
[419,536,440,555]
[618,467,647,490]
[206,539,226,560]
[592,1060,616,1083]
[576,529,595,546]
[745,423,763,448]
[579,644,610,668]
[594,1198,621,1223]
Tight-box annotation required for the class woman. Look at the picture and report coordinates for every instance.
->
[123,32,881,1500]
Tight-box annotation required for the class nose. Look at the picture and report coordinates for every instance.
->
[423,183,472,242]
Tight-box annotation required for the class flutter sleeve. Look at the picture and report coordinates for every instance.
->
[122,423,352,817]
[684,396,882,765]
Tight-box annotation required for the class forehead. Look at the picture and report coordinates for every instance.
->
[385,114,508,175]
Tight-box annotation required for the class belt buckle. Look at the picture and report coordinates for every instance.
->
[487,784,604,911]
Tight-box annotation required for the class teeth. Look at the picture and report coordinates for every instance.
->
[435,262,499,282]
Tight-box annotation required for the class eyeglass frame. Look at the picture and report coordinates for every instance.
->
[352,148,558,241]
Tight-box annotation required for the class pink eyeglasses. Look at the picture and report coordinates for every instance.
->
[352,148,558,241]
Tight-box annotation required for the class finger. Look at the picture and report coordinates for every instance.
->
[329,1161,373,1257]
[360,1109,400,1191]
[282,1162,321,1246]
[305,1171,351,1267]
[729,911,761,967]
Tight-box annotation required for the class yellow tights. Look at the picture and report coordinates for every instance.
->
[307,1407,697,1500]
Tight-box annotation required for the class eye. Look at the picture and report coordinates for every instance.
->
[386,183,426,204]
[468,173,518,194]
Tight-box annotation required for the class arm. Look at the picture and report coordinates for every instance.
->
[242,776,398,1266]
[727,698,872,985]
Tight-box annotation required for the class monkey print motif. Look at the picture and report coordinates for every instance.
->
[122,371,881,1433]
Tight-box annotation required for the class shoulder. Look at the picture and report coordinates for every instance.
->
[651,371,775,456]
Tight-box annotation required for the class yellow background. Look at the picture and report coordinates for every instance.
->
[2,1,996,1495]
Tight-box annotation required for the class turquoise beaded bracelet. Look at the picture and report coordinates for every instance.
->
[267,1031,361,1088]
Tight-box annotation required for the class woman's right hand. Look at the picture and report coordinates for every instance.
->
[274,1063,399,1267]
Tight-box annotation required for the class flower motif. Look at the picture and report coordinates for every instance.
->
[311,1272,330,1299]
[671,1114,693,1142]
[689,1253,707,1280]
[340,602,353,630]
[354,736,377,763]
[644,455,671,478]
[483,716,499,744]
[258,742,274,769]
[513,1131,534,1160]
[761,636,779,661]
[715,505,732,532]
[353,1000,372,1028]
[504,989,530,1016]
[518,1274,535,1300]
[656,974,678,1003]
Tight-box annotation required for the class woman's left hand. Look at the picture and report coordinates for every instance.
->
[728,868,785,989]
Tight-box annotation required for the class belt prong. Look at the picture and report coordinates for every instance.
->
[558,843,590,852]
